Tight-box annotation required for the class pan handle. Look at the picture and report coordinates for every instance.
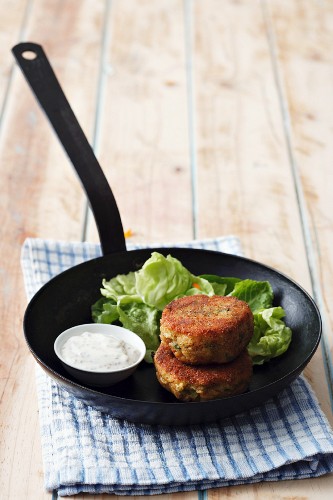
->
[12,42,126,256]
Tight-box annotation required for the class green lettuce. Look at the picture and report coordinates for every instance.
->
[91,297,119,324]
[136,252,195,309]
[91,295,160,363]
[229,279,274,312]
[248,307,292,365]
[117,296,161,363]
[101,271,137,300]
[92,252,292,365]
[200,275,241,295]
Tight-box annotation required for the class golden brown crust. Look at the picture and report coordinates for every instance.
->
[160,295,254,364]
[154,343,253,401]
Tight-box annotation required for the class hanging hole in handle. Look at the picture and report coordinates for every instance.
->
[21,50,38,60]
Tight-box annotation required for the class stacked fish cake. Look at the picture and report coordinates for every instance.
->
[154,295,254,401]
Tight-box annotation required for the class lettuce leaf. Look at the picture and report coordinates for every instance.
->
[200,275,241,295]
[229,279,273,312]
[101,272,136,300]
[91,297,119,324]
[248,307,292,365]
[135,252,194,310]
[183,276,215,297]
[92,252,292,365]
[117,296,161,363]
[91,295,160,363]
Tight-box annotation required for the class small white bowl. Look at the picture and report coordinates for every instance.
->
[54,323,146,387]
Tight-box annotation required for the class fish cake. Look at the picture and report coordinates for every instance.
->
[160,295,253,364]
[154,342,253,401]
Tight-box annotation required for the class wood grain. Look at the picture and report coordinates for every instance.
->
[0,0,29,103]
[192,0,309,281]
[86,0,193,246]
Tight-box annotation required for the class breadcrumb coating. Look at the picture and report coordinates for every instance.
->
[154,343,253,401]
[160,295,254,364]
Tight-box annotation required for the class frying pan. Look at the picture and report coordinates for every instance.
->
[12,42,322,426]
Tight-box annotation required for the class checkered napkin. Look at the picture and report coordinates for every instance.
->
[21,236,333,496]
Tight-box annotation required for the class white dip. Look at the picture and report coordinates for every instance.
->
[61,331,140,372]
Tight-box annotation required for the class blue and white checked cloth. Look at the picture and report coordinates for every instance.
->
[21,236,333,496]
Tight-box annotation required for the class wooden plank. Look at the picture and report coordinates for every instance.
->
[86,0,193,246]
[67,493,197,500]
[0,0,29,103]
[209,474,333,498]
[0,1,106,498]
[192,0,310,283]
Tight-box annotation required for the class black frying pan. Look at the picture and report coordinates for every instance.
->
[13,42,322,426]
